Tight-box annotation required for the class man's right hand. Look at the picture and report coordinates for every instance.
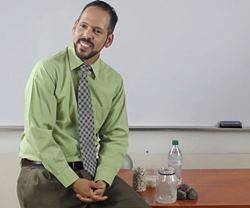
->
[72,178,108,203]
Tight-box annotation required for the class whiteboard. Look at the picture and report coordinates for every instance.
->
[1,0,250,127]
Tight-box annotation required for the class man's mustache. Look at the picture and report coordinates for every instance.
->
[78,38,94,47]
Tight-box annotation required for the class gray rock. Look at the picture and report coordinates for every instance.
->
[187,188,198,200]
[177,183,198,200]
[179,183,192,193]
[177,189,187,200]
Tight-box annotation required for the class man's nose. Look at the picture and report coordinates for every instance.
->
[83,27,94,40]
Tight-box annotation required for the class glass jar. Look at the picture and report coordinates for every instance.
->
[155,167,177,204]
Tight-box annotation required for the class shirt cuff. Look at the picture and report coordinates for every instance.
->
[94,167,117,186]
[56,166,79,187]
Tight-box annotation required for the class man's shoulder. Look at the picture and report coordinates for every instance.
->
[31,48,68,79]
[37,48,68,69]
[99,59,123,82]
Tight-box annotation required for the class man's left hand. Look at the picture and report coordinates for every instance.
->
[93,180,107,197]
[76,180,108,202]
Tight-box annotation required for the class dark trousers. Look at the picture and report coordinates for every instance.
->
[17,166,151,208]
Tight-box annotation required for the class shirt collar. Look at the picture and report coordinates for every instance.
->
[67,43,100,78]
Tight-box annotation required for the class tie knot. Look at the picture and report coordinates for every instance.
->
[81,64,91,72]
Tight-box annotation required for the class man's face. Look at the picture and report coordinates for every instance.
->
[72,6,113,64]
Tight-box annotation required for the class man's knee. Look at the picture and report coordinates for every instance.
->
[17,167,81,208]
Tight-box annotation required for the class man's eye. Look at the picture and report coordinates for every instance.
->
[80,24,87,28]
[94,29,102,34]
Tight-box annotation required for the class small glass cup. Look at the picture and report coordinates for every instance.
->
[145,168,157,188]
[155,167,177,204]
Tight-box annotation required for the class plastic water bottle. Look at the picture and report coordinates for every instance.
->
[168,139,183,185]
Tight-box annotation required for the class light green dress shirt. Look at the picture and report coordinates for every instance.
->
[19,43,129,187]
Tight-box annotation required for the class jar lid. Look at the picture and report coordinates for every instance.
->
[158,167,175,175]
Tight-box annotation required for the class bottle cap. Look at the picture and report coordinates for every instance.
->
[158,167,175,175]
[172,140,179,145]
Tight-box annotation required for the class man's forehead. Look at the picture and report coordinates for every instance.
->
[79,6,110,29]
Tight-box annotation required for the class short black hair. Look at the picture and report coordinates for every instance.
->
[79,0,118,35]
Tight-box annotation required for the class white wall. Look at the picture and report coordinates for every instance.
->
[1,129,250,208]
[128,129,250,169]
[2,0,250,126]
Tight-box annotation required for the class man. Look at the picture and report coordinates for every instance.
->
[17,1,151,208]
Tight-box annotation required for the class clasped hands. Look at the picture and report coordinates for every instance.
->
[73,178,108,203]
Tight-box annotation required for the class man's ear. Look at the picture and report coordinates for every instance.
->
[72,20,79,33]
[104,34,114,48]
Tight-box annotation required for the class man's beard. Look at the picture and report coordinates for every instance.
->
[74,46,99,61]
[77,48,99,60]
[74,36,108,61]
[74,38,100,61]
